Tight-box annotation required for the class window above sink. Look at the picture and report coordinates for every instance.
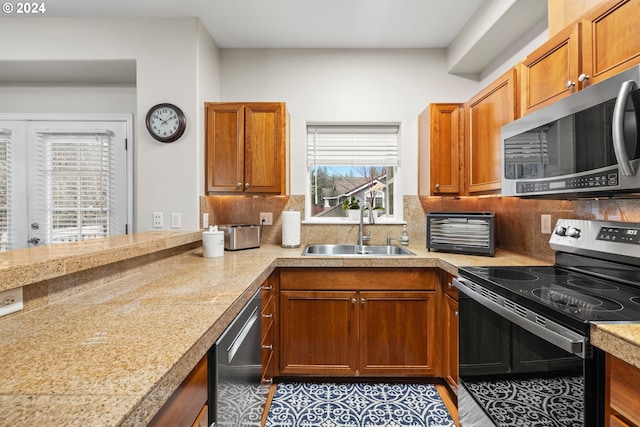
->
[305,123,403,224]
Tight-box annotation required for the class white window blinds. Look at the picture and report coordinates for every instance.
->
[307,125,399,166]
[0,129,11,251]
[35,130,116,243]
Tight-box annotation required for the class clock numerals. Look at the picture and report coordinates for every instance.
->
[146,103,186,143]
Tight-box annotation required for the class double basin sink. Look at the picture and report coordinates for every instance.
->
[302,244,415,256]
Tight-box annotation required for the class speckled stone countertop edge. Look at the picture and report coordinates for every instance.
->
[591,322,640,370]
[0,231,202,292]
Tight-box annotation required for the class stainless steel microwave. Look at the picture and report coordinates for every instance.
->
[501,65,640,198]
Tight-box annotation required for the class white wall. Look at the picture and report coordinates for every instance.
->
[0,17,221,232]
[219,48,481,195]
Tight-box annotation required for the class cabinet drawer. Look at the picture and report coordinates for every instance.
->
[280,268,437,291]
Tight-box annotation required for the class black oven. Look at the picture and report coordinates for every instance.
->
[456,219,640,426]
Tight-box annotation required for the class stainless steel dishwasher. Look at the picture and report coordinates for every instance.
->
[209,289,264,427]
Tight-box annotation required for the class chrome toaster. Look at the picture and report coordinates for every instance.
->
[219,224,261,250]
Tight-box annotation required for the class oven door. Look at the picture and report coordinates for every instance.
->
[454,278,604,427]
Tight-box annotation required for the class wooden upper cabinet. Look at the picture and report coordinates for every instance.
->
[521,0,640,116]
[465,68,517,194]
[581,0,640,86]
[547,0,602,37]
[419,103,464,195]
[519,24,581,116]
[205,102,287,195]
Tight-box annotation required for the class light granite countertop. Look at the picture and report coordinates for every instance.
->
[0,233,635,426]
[591,322,640,369]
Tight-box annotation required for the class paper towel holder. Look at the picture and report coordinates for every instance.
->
[281,209,301,248]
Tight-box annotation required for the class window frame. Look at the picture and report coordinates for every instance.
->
[304,122,404,224]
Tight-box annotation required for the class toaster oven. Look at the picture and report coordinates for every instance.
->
[426,212,495,256]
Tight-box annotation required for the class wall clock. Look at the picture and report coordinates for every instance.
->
[145,103,187,143]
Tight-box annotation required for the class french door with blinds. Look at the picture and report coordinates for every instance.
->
[0,117,130,251]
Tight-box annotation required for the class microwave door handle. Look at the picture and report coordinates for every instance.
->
[612,79,638,176]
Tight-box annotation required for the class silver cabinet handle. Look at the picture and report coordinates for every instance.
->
[447,282,453,288]
[351,298,356,304]
[612,79,638,176]
[262,344,273,350]
[578,73,590,82]
[361,298,366,304]
[236,182,242,189]
[262,313,273,318]
[435,183,440,189]
[262,285,273,291]
[565,80,576,88]
[262,378,273,385]
[245,182,250,188]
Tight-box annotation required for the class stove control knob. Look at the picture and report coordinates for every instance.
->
[554,225,567,236]
[567,227,581,238]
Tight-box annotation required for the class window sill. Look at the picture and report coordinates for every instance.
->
[302,219,406,225]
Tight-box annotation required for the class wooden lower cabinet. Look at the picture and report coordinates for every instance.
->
[148,354,208,427]
[279,290,358,376]
[607,353,640,427]
[278,268,439,377]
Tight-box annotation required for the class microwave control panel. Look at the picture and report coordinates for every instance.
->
[516,170,618,194]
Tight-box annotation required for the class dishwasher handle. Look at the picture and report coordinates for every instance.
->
[227,304,260,363]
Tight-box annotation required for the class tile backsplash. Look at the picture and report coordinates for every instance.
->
[201,194,640,263]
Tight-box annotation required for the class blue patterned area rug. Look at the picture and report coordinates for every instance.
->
[265,382,456,427]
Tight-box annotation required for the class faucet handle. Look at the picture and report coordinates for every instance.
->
[386,236,398,245]
[362,233,371,243]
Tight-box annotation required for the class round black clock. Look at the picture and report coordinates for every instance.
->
[145,103,187,143]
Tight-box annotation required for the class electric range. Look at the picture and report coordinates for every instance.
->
[455,218,640,427]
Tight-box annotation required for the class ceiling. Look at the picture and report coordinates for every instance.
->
[1,0,548,82]
[44,0,487,49]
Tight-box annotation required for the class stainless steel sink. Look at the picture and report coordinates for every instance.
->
[302,244,415,256]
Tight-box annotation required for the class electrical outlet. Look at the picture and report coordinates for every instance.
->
[203,213,209,229]
[153,212,163,228]
[170,212,181,229]
[260,212,273,225]
[541,214,552,234]
[0,287,23,317]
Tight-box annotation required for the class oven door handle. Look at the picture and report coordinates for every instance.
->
[454,277,587,359]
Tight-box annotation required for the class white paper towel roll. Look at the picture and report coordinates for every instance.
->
[281,210,301,247]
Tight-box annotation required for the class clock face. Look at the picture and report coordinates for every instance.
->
[146,103,186,142]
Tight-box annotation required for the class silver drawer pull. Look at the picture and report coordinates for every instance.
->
[262,344,273,350]
[262,313,273,318]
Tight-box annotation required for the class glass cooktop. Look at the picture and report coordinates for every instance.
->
[458,265,640,334]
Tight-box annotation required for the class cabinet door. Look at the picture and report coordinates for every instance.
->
[465,68,517,194]
[205,103,245,193]
[359,291,437,376]
[519,24,581,116]
[608,353,640,426]
[444,293,458,390]
[581,0,640,86]
[279,290,358,376]
[427,103,464,195]
[148,355,208,427]
[244,103,286,194]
